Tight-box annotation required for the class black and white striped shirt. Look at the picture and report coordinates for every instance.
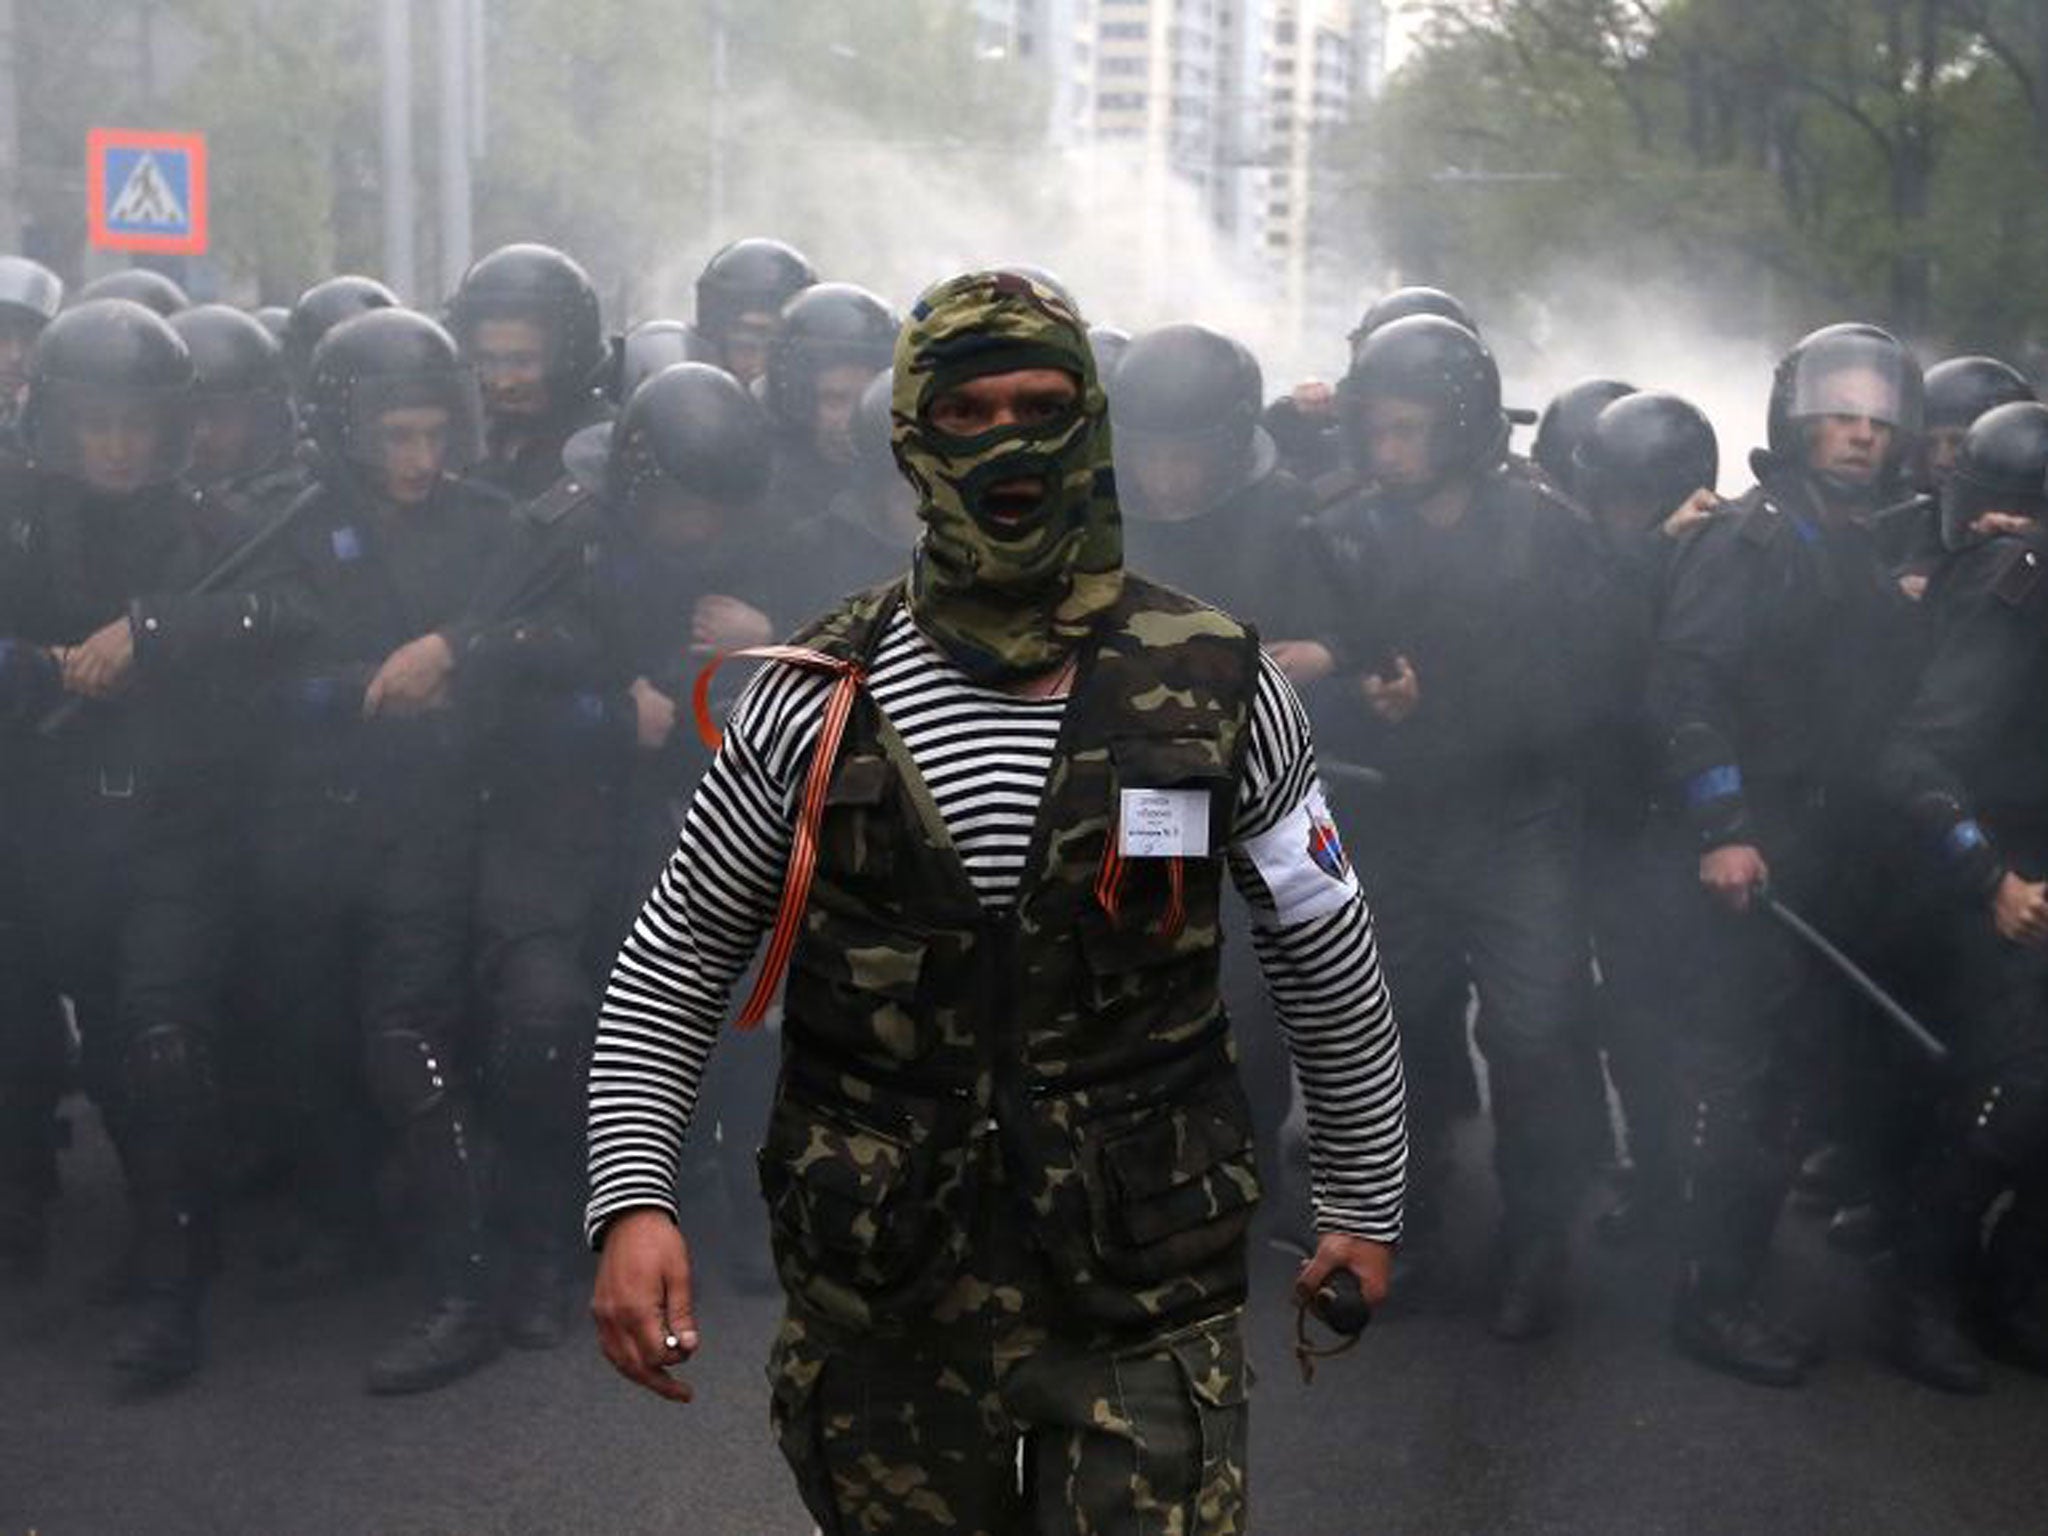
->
[586,608,1406,1245]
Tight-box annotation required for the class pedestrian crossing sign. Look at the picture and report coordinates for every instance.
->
[87,128,209,255]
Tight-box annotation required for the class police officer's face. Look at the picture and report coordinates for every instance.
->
[720,313,778,386]
[634,483,726,553]
[1126,437,1217,520]
[1806,412,1893,488]
[812,364,875,467]
[470,317,552,421]
[190,396,259,485]
[1923,425,1966,486]
[1357,396,1438,489]
[370,405,452,507]
[73,395,164,496]
[1801,367,1896,488]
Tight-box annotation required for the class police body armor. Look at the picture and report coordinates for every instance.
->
[760,575,1263,1336]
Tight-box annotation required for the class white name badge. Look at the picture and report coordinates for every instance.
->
[1119,787,1211,859]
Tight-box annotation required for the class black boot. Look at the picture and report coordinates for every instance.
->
[1489,1229,1567,1342]
[1672,1280,1809,1388]
[367,1286,501,1395]
[1888,1284,1990,1395]
[110,1282,203,1386]
[0,1193,49,1285]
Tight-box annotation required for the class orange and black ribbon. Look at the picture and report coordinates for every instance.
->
[693,645,867,1031]
[1095,805,1187,941]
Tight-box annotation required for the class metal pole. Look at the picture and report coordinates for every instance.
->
[708,0,730,239]
[467,0,487,160]
[380,0,417,298]
[437,0,473,297]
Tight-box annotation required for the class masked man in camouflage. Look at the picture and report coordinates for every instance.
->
[584,271,1406,1534]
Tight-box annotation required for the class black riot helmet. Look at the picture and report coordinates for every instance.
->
[169,304,295,484]
[284,275,400,391]
[607,363,774,549]
[1575,391,1719,532]
[762,282,898,435]
[0,256,64,329]
[252,305,291,343]
[1110,322,1275,523]
[0,257,63,417]
[602,318,696,407]
[1939,401,2048,551]
[1765,323,1923,498]
[302,308,482,489]
[446,242,606,408]
[1088,325,1132,382]
[1925,356,2034,432]
[75,268,189,317]
[23,299,194,493]
[694,238,817,357]
[1340,314,1508,495]
[1918,356,2034,493]
[1348,285,1475,360]
[1532,377,1636,495]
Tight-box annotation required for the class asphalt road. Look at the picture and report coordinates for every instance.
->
[6,1106,2048,1536]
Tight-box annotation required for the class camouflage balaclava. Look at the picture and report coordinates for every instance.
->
[893,270,1123,682]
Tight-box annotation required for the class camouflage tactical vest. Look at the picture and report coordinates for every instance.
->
[757,575,1264,1337]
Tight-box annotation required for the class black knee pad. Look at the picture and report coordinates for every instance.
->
[365,1028,452,1124]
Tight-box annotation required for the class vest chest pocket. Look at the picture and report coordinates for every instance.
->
[814,750,908,897]
[758,1086,944,1321]
[785,906,935,1064]
[1082,1072,1262,1286]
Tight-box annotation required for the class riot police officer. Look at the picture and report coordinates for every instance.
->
[169,304,303,536]
[1109,322,1312,630]
[1572,392,1721,1244]
[248,308,523,1394]
[1652,323,1926,1386]
[756,281,897,544]
[1312,314,1603,1340]
[0,255,63,430]
[688,236,817,387]
[0,300,284,1381]
[468,359,784,1334]
[600,317,694,408]
[1876,401,2048,1393]
[1875,357,2035,593]
[446,242,610,502]
[1266,285,1482,487]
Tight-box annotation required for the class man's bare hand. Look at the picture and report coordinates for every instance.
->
[1289,380,1336,419]
[1701,843,1770,914]
[1294,1232,1394,1312]
[1267,640,1335,687]
[691,594,773,655]
[1361,655,1420,724]
[61,617,136,700]
[1992,871,2048,949]
[630,677,678,751]
[591,1208,698,1404]
[1660,488,1720,541]
[363,632,455,717]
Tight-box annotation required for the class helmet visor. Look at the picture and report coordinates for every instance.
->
[1787,336,1922,435]
[30,379,192,492]
[342,368,484,477]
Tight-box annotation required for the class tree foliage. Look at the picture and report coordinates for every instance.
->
[1340,0,2048,353]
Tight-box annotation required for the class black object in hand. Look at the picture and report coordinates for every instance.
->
[1314,1269,1373,1336]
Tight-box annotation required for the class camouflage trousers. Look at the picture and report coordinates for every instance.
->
[768,1302,1249,1536]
